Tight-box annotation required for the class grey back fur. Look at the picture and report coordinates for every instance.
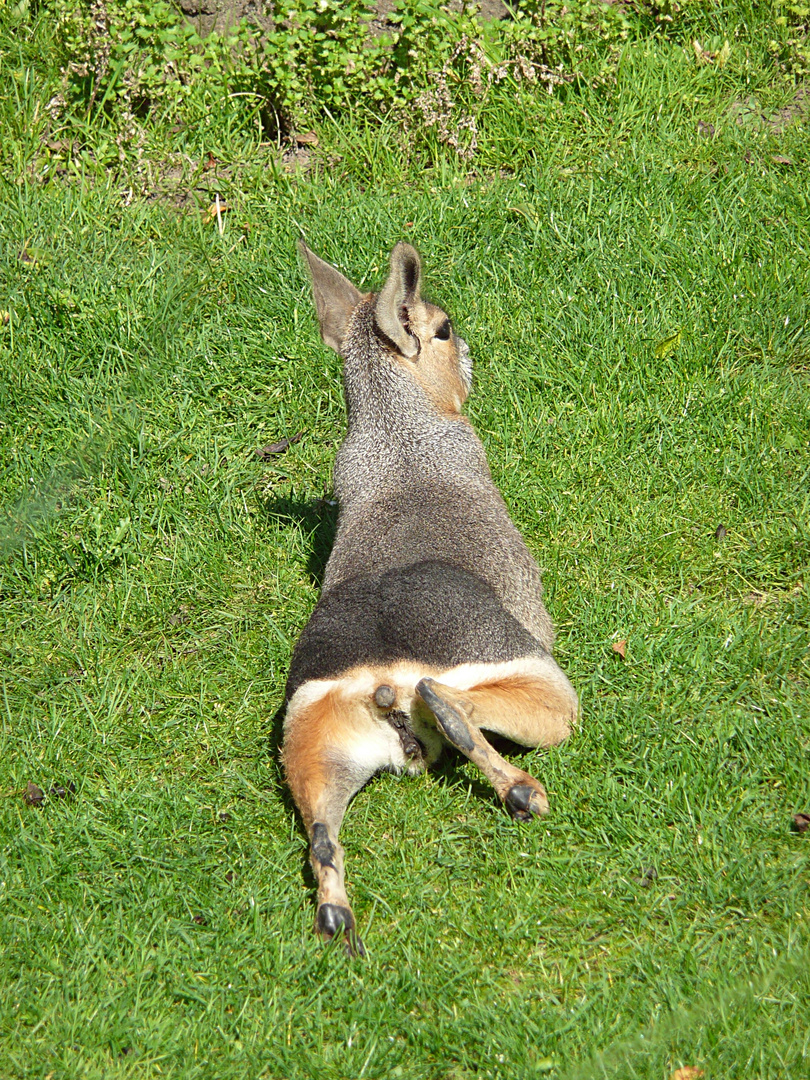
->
[286,242,555,698]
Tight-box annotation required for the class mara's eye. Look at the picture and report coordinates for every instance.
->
[434,319,451,341]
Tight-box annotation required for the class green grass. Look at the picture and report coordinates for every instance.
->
[1,6,809,1079]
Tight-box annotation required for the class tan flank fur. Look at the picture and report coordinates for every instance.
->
[282,241,578,954]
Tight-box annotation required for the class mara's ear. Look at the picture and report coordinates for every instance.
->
[375,242,422,359]
[299,241,363,355]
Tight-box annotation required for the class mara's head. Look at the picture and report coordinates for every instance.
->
[299,240,473,415]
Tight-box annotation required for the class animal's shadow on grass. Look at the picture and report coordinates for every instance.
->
[258,493,338,589]
[261,494,549,915]
[257,493,336,900]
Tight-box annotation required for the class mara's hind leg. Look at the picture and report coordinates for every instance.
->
[445,654,578,749]
[282,683,401,956]
[416,661,577,822]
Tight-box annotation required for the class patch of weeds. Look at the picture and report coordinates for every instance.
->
[769,0,810,78]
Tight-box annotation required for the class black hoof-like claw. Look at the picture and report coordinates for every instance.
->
[505,782,549,822]
[316,904,366,957]
[416,678,474,752]
[317,902,353,936]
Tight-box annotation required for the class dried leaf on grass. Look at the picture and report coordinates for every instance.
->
[203,200,231,224]
[670,1069,704,1080]
[255,432,304,458]
[24,782,45,806]
[612,640,627,658]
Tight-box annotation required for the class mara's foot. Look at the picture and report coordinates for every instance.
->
[504,781,549,822]
[316,903,365,958]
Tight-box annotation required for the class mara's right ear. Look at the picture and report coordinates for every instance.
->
[299,241,363,355]
[375,242,422,358]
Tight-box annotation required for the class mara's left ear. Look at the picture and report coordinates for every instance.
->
[375,242,422,358]
[299,240,363,356]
